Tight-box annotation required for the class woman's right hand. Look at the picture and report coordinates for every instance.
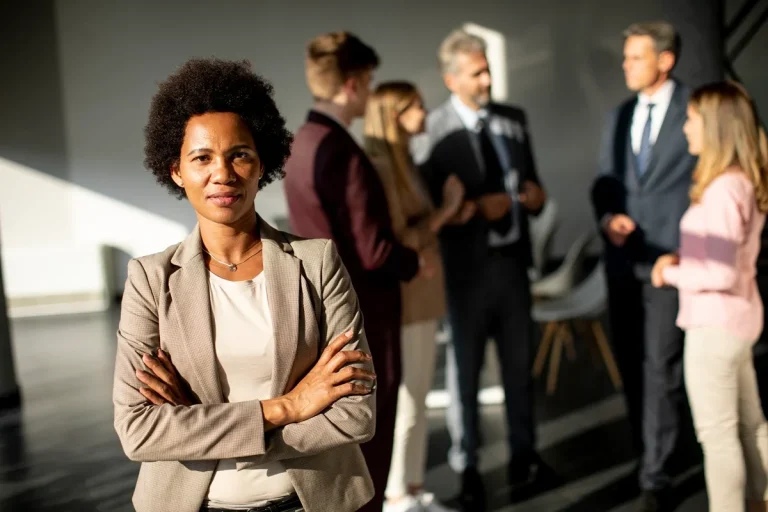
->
[429,175,466,232]
[280,331,375,424]
[441,174,465,217]
[651,253,680,288]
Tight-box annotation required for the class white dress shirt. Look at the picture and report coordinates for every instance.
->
[630,79,676,154]
[449,94,521,246]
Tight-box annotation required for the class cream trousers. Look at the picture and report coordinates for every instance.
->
[685,326,768,511]
[385,320,439,498]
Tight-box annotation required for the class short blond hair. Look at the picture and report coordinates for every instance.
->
[305,32,379,100]
[438,29,486,75]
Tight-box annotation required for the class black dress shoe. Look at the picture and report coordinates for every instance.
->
[508,452,560,488]
[508,453,537,487]
[458,467,486,512]
[637,489,671,512]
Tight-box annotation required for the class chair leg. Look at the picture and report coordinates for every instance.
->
[562,321,577,361]
[574,319,599,365]
[546,324,566,395]
[591,320,623,391]
[533,321,557,377]
[587,321,603,367]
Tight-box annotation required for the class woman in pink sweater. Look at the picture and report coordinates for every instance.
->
[652,81,768,511]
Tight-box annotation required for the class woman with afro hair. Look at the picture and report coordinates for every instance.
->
[112,58,377,512]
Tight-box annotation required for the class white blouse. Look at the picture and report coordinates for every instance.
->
[205,271,295,509]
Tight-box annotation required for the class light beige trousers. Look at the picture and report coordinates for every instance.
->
[385,320,439,498]
[685,326,768,511]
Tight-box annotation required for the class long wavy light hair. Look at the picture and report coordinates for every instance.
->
[689,80,768,213]
[363,81,423,206]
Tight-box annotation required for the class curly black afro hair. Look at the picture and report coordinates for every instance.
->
[144,58,293,199]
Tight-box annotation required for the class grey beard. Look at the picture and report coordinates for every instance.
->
[473,92,491,107]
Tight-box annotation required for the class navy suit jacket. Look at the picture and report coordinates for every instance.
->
[591,81,697,281]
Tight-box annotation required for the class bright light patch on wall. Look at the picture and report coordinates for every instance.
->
[0,156,188,317]
[463,23,508,102]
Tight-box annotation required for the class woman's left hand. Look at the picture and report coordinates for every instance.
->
[136,349,196,406]
[651,253,680,288]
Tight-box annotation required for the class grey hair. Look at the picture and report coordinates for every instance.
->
[624,21,681,61]
[438,29,487,75]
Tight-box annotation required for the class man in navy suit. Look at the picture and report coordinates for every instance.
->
[591,22,697,512]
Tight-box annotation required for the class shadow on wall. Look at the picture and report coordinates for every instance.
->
[109,247,135,300]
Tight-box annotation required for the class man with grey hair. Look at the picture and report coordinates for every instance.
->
[412,28,550,511]
[591,21,695,512]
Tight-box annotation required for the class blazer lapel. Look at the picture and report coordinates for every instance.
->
[442,101,485,179]
[624,127,641,191]
[261,220,300,398]
[169,228,223,404]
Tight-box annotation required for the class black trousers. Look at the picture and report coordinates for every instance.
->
[444,248,535,471]
[607,274,685,491]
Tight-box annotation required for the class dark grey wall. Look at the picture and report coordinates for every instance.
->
[725,0,768,121]
[4,0,726,256]
[0,1,68,180]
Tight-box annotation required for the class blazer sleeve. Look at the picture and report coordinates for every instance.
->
[113,259,269,462]
[236,240,375,468]
[345,151,419,281]
[591,107,627,223]
[518,109,545,216]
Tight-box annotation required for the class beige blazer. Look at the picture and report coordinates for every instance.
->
[113,218,375,512]
[369,154,447,325]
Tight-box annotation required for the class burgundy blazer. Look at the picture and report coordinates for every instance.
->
[284,111,419,316]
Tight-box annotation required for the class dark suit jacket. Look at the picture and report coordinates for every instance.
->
[412,100,543,276]
[591,80,697,280]
[284,110,418,357]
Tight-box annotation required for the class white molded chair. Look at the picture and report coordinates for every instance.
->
[531,262,622,395]
[528,199,559,282]
[531,231,595,299]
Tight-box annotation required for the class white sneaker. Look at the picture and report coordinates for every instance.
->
[416,492,458,512]
[383,495,423,512]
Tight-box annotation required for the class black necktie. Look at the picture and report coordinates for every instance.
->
[478,119,513,236]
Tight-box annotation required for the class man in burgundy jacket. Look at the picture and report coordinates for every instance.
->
[284,32,431,512]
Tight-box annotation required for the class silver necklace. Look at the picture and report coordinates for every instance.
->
[203,243,263,272]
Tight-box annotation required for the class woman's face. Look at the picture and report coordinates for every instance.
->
[683,104,704,156]
[398,95,427,135]
[172,112,263,227]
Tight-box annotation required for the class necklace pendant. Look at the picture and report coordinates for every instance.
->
[228,264,237,272]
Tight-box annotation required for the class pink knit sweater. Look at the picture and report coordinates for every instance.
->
[663,172,766,342]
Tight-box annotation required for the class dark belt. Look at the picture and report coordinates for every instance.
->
[202,494,302,512]
[488,241,524,258]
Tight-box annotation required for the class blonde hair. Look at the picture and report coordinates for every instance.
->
[363,82,424,231]
[438,29,486,75]
[689,80,768,213]
[305,32,379,100]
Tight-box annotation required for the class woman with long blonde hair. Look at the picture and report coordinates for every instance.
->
[652,81,768,511]
[364,82,467,512]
